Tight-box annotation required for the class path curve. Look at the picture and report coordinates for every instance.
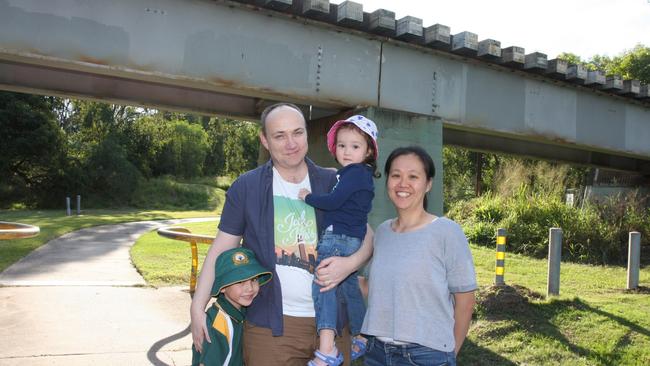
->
[0,217,218,366]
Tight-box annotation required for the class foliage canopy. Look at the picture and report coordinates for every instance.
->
[0,92,260,208]
[558,44,650,83]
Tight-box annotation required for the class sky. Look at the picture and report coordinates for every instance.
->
[349,0,650,60]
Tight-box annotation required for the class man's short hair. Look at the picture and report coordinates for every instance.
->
[259,103,305,136]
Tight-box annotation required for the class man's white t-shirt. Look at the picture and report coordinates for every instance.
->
[272,167,319,317]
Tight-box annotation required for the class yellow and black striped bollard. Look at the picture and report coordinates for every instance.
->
[495,228,507,286]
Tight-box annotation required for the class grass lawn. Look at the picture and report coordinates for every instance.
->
[464,244,650,365]
[0,209,218,273]
[130,220,217,287]
[132,223,650,365]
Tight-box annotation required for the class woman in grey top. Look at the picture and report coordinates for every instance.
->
[361,146,477,366]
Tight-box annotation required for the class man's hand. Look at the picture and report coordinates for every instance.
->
[298,188,311,201]
[190,308,211,352]
[315,226,373,292]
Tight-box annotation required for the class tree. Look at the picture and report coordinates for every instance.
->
[219,119,259,176]
[0,92,68,207]
[558,44,650,83]
[118,115,167,178]
[155,120,210,178]
[605,44,650,84]
[203,117,260,177]
[557,52,583,66]
[83,136,143,205]
[557,52,598,71]
[442,146,500,210]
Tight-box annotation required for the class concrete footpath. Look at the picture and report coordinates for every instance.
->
[0,217,218,366]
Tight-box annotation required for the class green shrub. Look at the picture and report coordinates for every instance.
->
[130,176,225,210]
[465,220,499,248]
[177,175,233,191]
[448,194,503,247]
[448,190,650,265]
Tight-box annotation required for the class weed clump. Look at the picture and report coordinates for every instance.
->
[475,284,544,319]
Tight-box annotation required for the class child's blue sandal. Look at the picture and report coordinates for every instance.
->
[351,337,367,361]
[307,349,344,366]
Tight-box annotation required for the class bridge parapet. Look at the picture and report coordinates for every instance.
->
[229,0,648,102]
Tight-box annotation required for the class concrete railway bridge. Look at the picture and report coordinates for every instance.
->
[1,0,650,220]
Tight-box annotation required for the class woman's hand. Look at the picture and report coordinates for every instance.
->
[452,291,475,355]
[190,308,211,352]
[358,276,369,299]
[315,256,357,292]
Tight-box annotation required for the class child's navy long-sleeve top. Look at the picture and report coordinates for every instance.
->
[305,163,374,240]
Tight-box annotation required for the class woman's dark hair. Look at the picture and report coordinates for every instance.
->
[336,123,381,178]
[383,146,435,209]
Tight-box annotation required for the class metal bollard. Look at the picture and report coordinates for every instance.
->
[547,228,562,297]
[76,195,81,215]
[627,232,641,290]
[66,197,71,216]
[495,228,507,286]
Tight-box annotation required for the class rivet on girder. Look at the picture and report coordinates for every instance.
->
[316,46,323,93]
[431,71,439,114]
[145,7,165,15]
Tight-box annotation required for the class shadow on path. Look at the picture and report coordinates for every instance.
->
[147,324,191,366]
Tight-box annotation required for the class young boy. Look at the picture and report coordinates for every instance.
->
[192,247,272,366]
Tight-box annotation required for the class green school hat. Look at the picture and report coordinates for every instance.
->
[211,247,272,297]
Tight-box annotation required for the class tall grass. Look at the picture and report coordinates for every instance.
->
[448,160,650,265]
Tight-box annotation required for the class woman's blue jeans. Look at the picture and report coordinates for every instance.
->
[363,337,457,366]
[312,231,365,335]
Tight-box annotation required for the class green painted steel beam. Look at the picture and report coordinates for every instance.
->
[1,0,650,172]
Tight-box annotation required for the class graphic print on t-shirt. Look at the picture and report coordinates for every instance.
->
[273,169,318,274]
[274,197,318,273]
[273,168,319,316]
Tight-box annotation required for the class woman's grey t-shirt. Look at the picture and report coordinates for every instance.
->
[361,217,477,352]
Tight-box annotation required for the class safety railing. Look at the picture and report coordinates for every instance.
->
[156,227,214,297]
[0,221,40,240]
